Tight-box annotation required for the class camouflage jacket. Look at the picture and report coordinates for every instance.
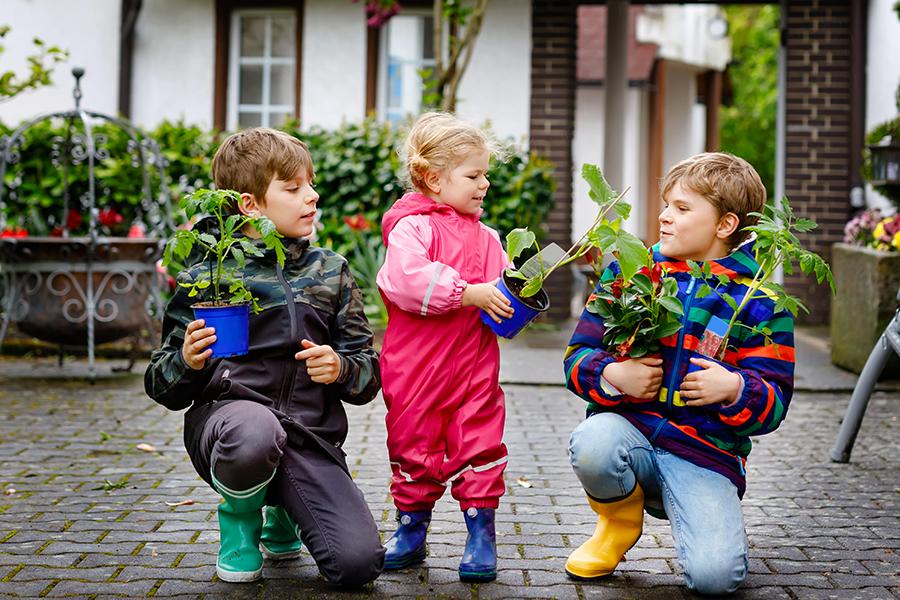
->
[144,231,380,456]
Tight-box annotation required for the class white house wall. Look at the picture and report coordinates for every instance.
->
[1,0,121,124]
[663,63,706,174]
[302,0,368,129]
[865,0,900,210]
[572,86,646,243]
[132,0,215,129]
[456,0,531,142]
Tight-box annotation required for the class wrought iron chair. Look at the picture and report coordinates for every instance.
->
[830,284,900,462]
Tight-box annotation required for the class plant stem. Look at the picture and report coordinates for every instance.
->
[543,186,632,279]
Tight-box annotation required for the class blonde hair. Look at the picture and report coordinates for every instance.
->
[660,152,767,247]
[211,128,314,211]
[401,112,501,192]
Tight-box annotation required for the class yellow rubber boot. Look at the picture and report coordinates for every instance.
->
[565,483,644,580]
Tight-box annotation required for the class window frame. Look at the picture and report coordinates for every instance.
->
[214,0,302,131]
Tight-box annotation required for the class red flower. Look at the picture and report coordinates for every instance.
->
[616,341,632,356]
[99,207,124,227]
[344,214,371,232]
[637,264,663,285]
[0,227,28,239]
[50,226,65,237]
[610,279,623,298]
[66,209,83,231]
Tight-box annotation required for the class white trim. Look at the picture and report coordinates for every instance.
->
[444,456,508,485]
[212,469,276,499]
[421,263,446,316]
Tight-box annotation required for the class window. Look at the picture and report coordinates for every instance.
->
[228,9,296,129]
[379,12,435,124]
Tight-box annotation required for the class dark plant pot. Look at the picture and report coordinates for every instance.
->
[0,237,163,346]
[192,303,250,358]
[480,271,550,339]
[830,243,900,378]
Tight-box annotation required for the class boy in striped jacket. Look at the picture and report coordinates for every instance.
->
[563,153,794,595]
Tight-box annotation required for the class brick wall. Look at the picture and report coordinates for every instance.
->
[530,0,577,322]
[784,0,854,324]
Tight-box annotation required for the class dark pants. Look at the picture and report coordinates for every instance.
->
[184,400,384,586]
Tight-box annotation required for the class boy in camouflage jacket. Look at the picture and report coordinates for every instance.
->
[144,128,384,586]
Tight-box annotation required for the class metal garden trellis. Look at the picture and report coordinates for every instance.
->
[0,67,174,379]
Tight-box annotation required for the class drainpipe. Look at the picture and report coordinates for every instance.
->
[774,0,787,285]
[849,0,867,208]
[118,0,142,119]
[604,0,629,191]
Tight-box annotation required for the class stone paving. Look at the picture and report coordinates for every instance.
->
[0,332,898,599]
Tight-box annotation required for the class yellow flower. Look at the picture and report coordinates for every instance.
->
[893,231,900,252]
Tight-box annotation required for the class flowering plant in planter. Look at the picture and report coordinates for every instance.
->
[844,208,900,252]
[689,198,835,362]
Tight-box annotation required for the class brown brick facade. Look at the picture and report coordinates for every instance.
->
[529,0,577,322]
[784,0,854,324]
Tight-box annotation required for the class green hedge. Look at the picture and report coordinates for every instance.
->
[1,117,556,322]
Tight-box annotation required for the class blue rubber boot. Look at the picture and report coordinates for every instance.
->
[458,507,497,582]
[383,509,431,570]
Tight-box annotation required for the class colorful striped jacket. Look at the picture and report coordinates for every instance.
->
[564,239,795,497]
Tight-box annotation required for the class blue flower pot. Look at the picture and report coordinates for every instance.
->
[192,304,250,358]
[481,272,550,339]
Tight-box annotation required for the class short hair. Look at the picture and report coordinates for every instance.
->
[660,152,767,247]
[211,128,314,210]
[400,112,502,192]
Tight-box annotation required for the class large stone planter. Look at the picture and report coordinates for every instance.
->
[830,243,900,378]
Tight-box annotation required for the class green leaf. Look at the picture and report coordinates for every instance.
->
[658,295,684,316]
[723,293,739,312]
[520,276,543,298]
[581,163,617,208]
[506,228,536,263]
[230,247,245,268]
[616,232,650,282]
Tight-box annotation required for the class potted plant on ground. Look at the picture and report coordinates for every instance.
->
[482,164,647,338]
[162,188,286,358]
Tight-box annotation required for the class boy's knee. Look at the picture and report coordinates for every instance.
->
[214,405,285,483]
[323,544,385,587]
[569,414,626,472]
[683,552,747,596]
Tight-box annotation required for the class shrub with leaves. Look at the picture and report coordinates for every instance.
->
[162,188,286,312]
[688,197,835,360]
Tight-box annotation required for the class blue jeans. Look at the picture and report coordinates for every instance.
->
[569,412,748,596]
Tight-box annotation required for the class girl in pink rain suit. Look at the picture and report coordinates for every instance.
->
[376,112,513,582]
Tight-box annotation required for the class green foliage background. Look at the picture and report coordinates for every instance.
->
[719,5,780,199]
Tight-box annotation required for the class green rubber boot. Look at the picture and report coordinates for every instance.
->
[212,473,272,583]
[260,506,303,560]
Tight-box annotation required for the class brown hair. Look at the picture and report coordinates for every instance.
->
[400,111,502,192]
[660,152,767,247]
[211,128,314,210]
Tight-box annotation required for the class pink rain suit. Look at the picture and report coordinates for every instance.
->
[377,192,510,512]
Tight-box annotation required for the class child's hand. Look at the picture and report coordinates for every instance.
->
[680,358,743,407]
[181,319,216,370]
[296,339,342,384]
[602,356,663,399]
[462,281,514,323]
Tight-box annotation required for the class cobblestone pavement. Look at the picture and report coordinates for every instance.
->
[0,358,898,599]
